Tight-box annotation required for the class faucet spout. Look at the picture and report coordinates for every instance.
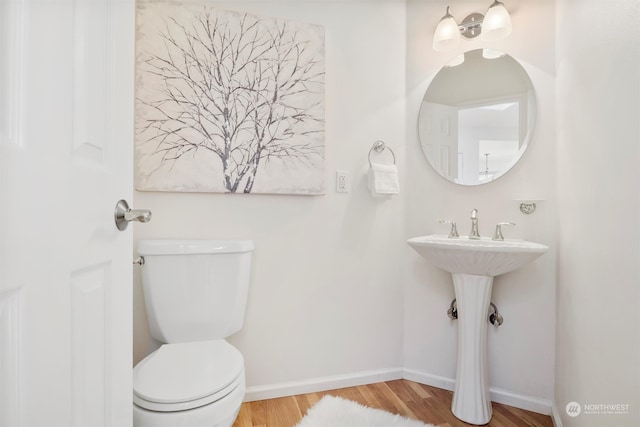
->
[469,209,480,239]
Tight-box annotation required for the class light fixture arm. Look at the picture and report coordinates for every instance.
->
[458,13,485,39]
[442,5,453,20]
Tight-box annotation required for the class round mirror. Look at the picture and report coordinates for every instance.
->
[418,49,536,185]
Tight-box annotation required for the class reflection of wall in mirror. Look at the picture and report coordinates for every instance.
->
[427,50,530,106]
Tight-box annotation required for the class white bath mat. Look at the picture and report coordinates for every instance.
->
[295,395,436,427]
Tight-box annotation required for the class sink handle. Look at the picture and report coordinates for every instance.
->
[492,222,515,241]
[439,220,459,238]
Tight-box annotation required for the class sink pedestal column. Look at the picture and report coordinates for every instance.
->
[451,273,493,425]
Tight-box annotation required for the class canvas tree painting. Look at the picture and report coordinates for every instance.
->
[135,2,325,194]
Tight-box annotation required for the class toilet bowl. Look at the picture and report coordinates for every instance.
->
[133,341,245,427]
[134,240,253,427]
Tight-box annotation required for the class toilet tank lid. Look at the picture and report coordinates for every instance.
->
[138,240,254,255]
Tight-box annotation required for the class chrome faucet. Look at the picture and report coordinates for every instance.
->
[439,220,459,238]
[469,209,480,239]
[492,222,515,241]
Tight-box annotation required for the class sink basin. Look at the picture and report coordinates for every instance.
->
[407,234,548,424]
[407,234,548,277]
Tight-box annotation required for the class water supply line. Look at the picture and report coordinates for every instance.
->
[446,299,504,326]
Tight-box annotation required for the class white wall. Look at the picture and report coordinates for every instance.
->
[404,0,557,410]
[132,2,640,420]
[133,0,408,393]
[555,0,640,425]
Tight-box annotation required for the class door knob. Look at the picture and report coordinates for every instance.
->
[114,199,152,231]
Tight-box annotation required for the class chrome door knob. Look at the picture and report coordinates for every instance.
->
[114,199,152,231]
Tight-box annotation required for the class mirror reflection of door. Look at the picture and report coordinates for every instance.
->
[458,98,522,184]
[418,49,536,186]
[419,102,458,180]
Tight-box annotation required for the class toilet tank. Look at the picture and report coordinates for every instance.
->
[138,240,253,344]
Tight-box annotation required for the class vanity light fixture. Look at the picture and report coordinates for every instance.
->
[432,1,512,52]
[432,6,461,52]
[482,0,513,41]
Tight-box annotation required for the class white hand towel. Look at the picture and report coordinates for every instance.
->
[368,162,400,196]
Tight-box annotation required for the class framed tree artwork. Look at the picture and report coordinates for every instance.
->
[135,2,325,194]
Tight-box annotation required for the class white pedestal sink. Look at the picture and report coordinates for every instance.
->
[407,235,548,425]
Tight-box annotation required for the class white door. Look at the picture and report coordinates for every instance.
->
[0,0,135,426]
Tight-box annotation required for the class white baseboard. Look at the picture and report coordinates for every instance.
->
[551,403,564,427]
[403,368,552,416]
[402,368,456,392]
[244,368,404,402]
[489,386,553,416]
[246,367,553,417]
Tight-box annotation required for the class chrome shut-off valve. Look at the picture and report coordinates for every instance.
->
[489,302,504,326]
[447,299,458,319]
[447,299,503,326]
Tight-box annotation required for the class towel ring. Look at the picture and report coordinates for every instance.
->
[368,140,396,166]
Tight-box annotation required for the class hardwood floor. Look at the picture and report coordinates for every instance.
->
[232,380,554,427]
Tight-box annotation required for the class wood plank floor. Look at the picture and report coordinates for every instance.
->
[232,380,553,427]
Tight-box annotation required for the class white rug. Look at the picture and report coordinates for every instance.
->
[295,395,436,427]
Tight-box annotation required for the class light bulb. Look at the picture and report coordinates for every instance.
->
[480,0,512,42]
[433,6,461,52]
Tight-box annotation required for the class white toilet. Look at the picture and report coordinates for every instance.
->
[133,240,254,427]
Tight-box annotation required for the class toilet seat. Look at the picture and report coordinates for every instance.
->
[133,340,244,412]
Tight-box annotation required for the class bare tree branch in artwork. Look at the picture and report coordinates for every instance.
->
[137,8,324,193]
